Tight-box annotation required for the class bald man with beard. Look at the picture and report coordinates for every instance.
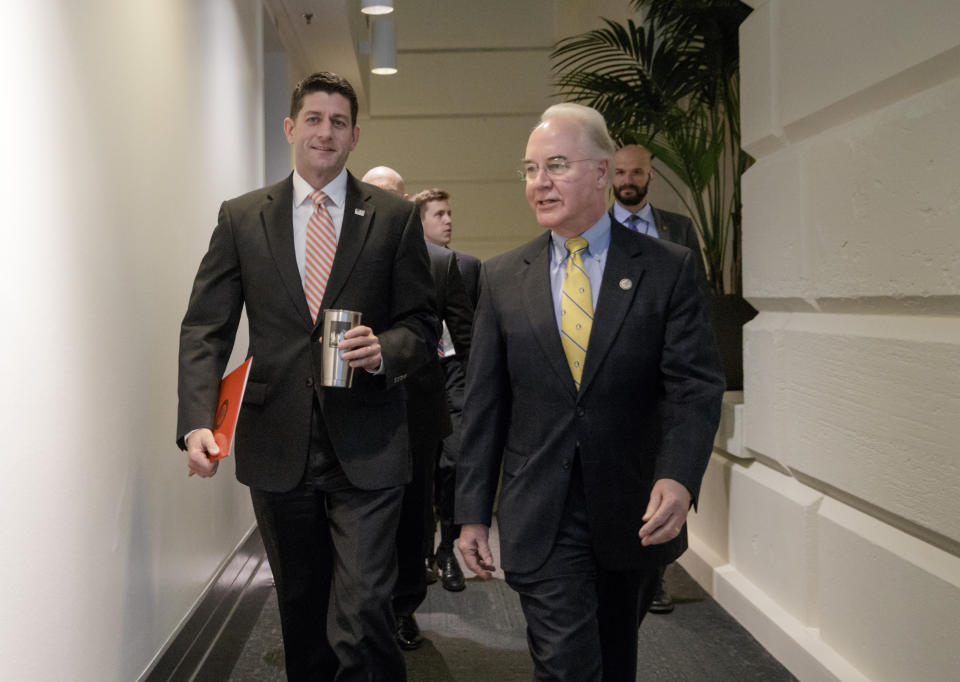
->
[611,144,707,290]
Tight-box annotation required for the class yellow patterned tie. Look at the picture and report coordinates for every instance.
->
[561,237,594,390]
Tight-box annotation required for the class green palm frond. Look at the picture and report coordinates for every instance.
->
[551,1,752,294]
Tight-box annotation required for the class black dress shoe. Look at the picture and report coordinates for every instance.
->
[648,584,675,614]
[424,556,437,585]
[395,614,423,650]
[436,548,466,592]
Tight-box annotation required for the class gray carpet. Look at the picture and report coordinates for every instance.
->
[227,563,796,681]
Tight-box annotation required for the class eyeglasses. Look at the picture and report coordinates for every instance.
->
[517,156,597,182]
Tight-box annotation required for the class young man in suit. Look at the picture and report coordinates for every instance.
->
[414,188,481,306]
[611,143,708,290]
[361,168,474,650]
[177,72,438,681]
[413,188,480,592]
[456,104,724,680]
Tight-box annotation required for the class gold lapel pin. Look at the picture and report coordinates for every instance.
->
[619,278,633,290]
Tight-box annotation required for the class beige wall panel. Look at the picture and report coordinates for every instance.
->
[350,115,539,182]
[396,0,554,49]
[743,313,791,464]
[728,462,822,626]
[753,314,960,543]
[714,392,747,458]
[819,498,960,681]
[744,77,960,307]
[741,149,812,306]
[368,50,553,117]
[553,0,642,39]
[740,1,787,157]
[802,81,960,302]
[687,453,735,565]
[428,180,544,259]
[774,0,960,139]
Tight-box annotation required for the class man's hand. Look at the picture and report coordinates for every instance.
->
[336,325,382,371]
[638,478,691,546]
[457,524,496,579]
[185,428,220,478]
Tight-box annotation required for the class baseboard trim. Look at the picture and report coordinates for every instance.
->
[140,525,274,681]
[679,539,868,682]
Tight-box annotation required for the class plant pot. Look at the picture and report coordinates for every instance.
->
[706,294,757,391]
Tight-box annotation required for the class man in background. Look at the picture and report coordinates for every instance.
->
[362,168,473,648]
[611,143,707,292]
[456,103,724,679]
[362,165,407,197]
[415,188,481,305]
[413,188,480,591]
[177,72,438,680]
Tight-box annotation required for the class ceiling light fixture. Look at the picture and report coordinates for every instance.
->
[370,16,397,75]
[361,0,393,15]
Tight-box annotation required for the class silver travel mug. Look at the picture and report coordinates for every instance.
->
[320,309,363,388]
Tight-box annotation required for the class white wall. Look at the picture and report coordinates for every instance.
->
[0,1,265,679]
[681,1,960,680]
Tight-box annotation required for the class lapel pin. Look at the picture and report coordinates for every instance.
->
[354,208,365,216]
[619,278,633,290]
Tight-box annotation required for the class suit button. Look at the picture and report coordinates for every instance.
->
[562,459,571,470]
[576,407,585,417]
[305,377,314,387]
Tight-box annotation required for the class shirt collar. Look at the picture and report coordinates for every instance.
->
[613,201,654,228]
[292,167,349,209]
[550,212,612,263]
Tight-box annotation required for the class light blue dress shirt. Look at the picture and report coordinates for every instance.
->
[613,202,658,238]
[549,214,611,332]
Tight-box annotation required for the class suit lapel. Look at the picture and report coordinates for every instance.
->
[260,175,314,327]
[579,225,645,394]
[318,173,373,328]
[651,205,671,240]
[520,233,578,398]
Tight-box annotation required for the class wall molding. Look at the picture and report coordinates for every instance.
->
[140,525,273,681]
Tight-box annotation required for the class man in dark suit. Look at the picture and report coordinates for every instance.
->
[456,104,724,680]
[361,168,474,649]
[611,143,708,290]
[177,72,438,681]
[612,142,709,613]
[413,188,481,591]
[453,249,481,307]
[410,188,481,305]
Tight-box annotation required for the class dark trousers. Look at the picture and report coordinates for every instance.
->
[393,411,440,617]
[434,356,466,550]
[505,459,660,682]
[250,405,406,682]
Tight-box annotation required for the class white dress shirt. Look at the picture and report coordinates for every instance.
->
[292,167,349,288]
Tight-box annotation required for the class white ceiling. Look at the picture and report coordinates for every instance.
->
[263,0,371,111]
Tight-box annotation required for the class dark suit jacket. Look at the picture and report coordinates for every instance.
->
[405,242,475,441]
[452,249,482,308]
[609,205,707,286]
[455,223,724,573]
[177,172,438,492]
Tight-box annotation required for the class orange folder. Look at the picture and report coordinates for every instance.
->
[209,357,252,462]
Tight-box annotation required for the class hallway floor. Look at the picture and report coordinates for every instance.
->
[158,524,796,681]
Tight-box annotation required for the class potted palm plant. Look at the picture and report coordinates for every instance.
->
[552,0,755,388]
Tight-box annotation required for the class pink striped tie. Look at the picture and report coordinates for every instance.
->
[305,190,337,323]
